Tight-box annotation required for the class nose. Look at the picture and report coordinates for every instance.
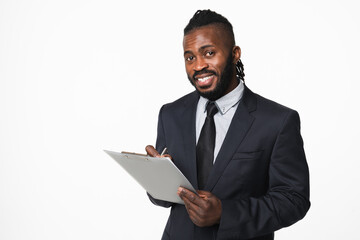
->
[193,57,208,71]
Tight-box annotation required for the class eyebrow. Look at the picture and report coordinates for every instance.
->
[200,44,215,50]
[184,45,215,56]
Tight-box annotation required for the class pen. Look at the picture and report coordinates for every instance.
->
[160,147,168,156]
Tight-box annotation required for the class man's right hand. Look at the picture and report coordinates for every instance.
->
[145,145,172,160]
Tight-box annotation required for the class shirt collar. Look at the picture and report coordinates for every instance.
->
[199,80,245,115]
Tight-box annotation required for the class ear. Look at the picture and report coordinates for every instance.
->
[232,46,241,64]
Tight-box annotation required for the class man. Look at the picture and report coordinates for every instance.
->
[146,9,310,240]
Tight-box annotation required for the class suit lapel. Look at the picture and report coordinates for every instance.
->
[205,86,257,191]
[179,92,199,188]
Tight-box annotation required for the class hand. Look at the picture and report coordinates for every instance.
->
[177,187,222,227]
[145,145,172,160]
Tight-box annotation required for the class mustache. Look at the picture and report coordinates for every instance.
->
[193,70,217,80]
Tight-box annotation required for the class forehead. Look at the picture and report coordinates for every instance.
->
[183,25,232,52]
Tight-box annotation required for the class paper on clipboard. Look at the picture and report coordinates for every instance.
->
[104,150,196,204]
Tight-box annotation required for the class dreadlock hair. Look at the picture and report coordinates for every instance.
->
[184,9,245,82]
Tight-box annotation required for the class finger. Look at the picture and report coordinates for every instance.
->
[161,153,173,160]
[182,194,200,217]
[145,145,160,157]
[181,193,196,208]
[196,190,212,196]
[182,196,193,211]
[187,208,201,226]
[196,190,211,200]
[178,187,202,206]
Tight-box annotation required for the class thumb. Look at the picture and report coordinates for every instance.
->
[145,145,160,157]
[196,190,212,199]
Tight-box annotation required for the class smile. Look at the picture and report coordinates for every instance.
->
[197,75,213,83]
[195,74,215,88]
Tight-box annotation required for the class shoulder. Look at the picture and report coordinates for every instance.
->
[256,92,296,114]
[246,87,301,126]
[161,91,199,113]
[244,86,297,114]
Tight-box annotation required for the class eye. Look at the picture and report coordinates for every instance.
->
[186,56,194,62]
[206,51,214,56]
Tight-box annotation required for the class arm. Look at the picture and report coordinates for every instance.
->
[147,106,174,208]
[217,110,310,239]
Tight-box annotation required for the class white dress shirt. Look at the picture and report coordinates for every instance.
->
[195,80,245,162]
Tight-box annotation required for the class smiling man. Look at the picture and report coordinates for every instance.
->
[184,23,239,101]
[146,10,310,240]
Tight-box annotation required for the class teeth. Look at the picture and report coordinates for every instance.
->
[198,75,212,82]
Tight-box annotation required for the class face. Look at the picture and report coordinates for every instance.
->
[183,25,241,101]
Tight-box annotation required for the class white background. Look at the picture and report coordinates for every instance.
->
[1,0,359,239]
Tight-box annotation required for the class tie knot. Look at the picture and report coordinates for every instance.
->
[206,102,218,118]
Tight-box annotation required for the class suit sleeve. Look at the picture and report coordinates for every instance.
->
[147,106,174,208]
[217,110,310,239]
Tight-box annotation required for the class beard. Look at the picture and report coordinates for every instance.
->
[188,53,234,101]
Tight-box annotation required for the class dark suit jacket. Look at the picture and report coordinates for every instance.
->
[149,86,310,240]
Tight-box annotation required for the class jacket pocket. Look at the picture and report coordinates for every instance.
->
[231,150,263,161]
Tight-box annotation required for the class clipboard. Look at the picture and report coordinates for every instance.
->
[104,150,197,204]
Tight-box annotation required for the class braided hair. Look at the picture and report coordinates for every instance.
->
[184,10,245,81]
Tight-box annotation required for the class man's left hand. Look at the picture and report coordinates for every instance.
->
[177,187,222,227]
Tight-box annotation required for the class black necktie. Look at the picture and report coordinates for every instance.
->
[196,101,218,190]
